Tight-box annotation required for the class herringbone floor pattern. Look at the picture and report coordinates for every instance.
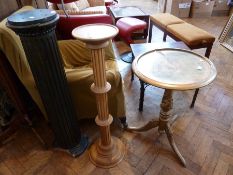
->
[1,0,233,174]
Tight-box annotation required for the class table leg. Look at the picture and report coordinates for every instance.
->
[148,21,153,43]
[165,123,186,166]
[131,54,135,81]
[159,89,186,166]
[126,119,159,132]
[127,89,186,166]
[143,16,150,39]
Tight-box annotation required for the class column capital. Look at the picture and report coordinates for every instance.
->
[7,9,59,37]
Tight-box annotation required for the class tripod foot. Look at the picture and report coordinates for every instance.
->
[126,120,159,132]
[165,123,186,167]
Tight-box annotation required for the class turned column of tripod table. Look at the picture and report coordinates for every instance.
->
[128,48,217,166]
[72,24,125,168]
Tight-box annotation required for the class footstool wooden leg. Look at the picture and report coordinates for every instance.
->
[131,54,135,81]
[163,33,167,42]
[139,80,145,111]
[148,21,153,43]
[205,44,213,58]
[190,88,199,108]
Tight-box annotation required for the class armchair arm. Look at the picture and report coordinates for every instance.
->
[87,0,105,7]
[57,14,113,39]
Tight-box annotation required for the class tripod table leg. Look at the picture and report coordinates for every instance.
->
[159,89,186,166]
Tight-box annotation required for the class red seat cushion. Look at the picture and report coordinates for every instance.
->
[116,17,147,45]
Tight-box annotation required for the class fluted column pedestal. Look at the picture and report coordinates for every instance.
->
[7,9,88,156]
[72,24,125,168]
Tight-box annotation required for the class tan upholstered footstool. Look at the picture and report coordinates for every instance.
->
[150,13,184,28]
[148,13,215,58]
[167,23,215,49]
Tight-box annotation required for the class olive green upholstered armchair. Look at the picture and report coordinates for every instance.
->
[0,6,126,121]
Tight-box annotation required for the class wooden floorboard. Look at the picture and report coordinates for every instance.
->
[1,0,233,174]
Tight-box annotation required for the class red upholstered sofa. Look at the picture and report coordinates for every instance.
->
[47,0,113,39]
[57,13,112,39]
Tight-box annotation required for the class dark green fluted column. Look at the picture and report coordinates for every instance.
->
[7,9,88,156]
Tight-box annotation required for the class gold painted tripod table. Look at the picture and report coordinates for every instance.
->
[129,48,217,166]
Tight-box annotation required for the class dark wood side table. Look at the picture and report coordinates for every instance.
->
[109,6,149,39]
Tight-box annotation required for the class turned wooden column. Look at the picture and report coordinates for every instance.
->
[7,9,88,156]
[72,24,125,168]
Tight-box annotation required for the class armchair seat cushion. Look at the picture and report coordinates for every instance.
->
[64,60,125,119]
[59,39,114,67]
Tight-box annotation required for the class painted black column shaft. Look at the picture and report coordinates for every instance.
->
[7,9,87,156]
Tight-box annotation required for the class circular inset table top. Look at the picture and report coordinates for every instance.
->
[72,24,118,44]
[132,48,217,90]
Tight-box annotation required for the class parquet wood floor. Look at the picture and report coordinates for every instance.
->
[1,0,233,174]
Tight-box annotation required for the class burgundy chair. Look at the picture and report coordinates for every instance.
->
[46,0,113,39]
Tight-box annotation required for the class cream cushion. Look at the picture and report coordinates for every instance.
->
[56,0,106,13]
[57,2,79,11]
[150,13,184,28]
[75,0,90,10]
[167,23,215,46]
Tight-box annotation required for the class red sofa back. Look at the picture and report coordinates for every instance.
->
[57,14,113,39]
